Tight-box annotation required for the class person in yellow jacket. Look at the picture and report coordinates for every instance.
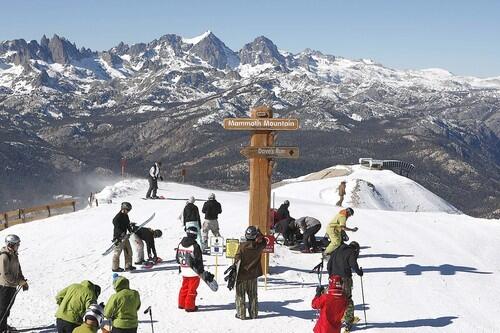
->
[104,275,140,333]
[324,208,357,256]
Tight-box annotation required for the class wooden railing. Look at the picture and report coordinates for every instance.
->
[0,199,76,230]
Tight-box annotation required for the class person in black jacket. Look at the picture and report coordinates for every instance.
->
[277,200,291,221]
[146,161,163,199]
[111,202,135,272]
[327,241,363,330]
[274,218,300,246]
[201,193,222,250]
[132,226,163,265]
[180,197,202,248]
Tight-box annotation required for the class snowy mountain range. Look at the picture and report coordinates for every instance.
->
[0,31,499,218]
[2,166,499,332]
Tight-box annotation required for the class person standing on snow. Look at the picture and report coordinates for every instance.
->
[336,181,347,207]
[180,197,202,248]
[201,193,222,250]
[295,216,322,253]
[327,241,363,332]
[324,208,357,256]
[71,303,105,333]
[311,275,348,333]
[175,227,208,312]
[232,226,267,320]
[0,235,28,332]
[55,280,101,333]
[111,202,136,272]
[131,226,162,265]
[104,275,141,333]
[145,161,163,199]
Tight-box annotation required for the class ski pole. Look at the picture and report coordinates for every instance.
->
[144,306,154,333]
[0,285,22,326]
[360,273,367,326]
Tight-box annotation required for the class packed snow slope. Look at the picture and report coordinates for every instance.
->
[2,166,499,333]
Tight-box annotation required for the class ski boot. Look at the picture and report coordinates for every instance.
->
[343,316,361,332]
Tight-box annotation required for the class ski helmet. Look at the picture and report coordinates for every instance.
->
[153,229,163,238]
[208,193,216,200]
[5,234,20,246]
[121,202,132,211]
[349,241,360,254]
[188,196,195,204]
[245,226,258,240]
[186,226,198,237]
[346,207,354,216]
[83,303,104,326]
[284,200,290,206]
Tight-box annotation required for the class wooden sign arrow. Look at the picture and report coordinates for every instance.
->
[224,118,299,131]
[240,146,300,159]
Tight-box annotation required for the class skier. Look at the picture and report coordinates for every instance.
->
[104,275,141,333]
[145,161,163,199]
[201,193,222,250]
[175,226,205,312]
[327,241,363,332]
[0,235,28,333]
[324,208,357,256]
[295,216,322,253]
[311,275,348,333]
[72,303,105,333]
[55,280,101,333]
[111,202,136,272]
[180,197,202,248]
[336,181,347,207]
[131,225,162,265]
[233,226,267,320]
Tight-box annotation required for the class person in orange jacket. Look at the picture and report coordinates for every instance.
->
[311,275,347,333]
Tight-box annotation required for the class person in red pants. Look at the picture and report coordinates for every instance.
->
[311,275,347,333]
[175,227,205,312]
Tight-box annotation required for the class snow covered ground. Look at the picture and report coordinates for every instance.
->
[2,166,499,332]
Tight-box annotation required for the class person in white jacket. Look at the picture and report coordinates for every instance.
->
[146,161,163,199]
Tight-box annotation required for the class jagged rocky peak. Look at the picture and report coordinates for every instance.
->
[239,35,286,66]
[47,34,83,64]
[186,31,239,70]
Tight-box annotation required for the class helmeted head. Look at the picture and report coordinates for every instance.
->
[188,196,195,204]
[283,200,290,206]
[245,226,259,241]
[83,303,104,326]
[208,193,216,200]
[156,161,162,167]
[153,229,163,238]
[186,226,198,238]
[349,241,360,256]
[5,234,20,248]
[346,207,354,217]
[121,202,132,212]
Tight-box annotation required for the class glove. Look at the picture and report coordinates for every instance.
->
[112,239,121,246]
[20,280,29,291]
[315,285,325,296]
[353,227,359,232]
[224,264,237,290]
[202,271,214,283]
[159,176,164,181]
[341,230,349,242]
[358,267,364,277]
[224,264,236,275]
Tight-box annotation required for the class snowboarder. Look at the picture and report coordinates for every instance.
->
[324,208,357,256]
[180,197,202,248]
[233,226,267,320]
[311,275,348,333]
[72,303,105,333]
[295,216,322,253]
[327,241,363,332]
[111,202,136,272]
[336,181,347,207]
[131,225,162,265]
[0,234,28,333]
[55,280,101,333]
[104,275,141,333]
[146,161,163,199]
[201,193,222,250]
[175,227,206,312]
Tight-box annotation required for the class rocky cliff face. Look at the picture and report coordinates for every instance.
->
[0,32,499,218]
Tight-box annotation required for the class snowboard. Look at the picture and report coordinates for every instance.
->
[197,269,218,292]
[142,196,166,200]
[102,213,156,256]
[141,257,163,269]
[10,324,56,332]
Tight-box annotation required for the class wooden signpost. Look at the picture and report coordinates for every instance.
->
[223,105,299,272]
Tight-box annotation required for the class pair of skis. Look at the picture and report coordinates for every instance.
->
[102,213,156,256]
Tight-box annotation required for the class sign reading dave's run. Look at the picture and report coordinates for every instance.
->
[240,146,299,159]
[223,118,299,131]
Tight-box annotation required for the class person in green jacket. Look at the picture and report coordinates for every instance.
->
[55,280,101,333]
[72,304,105,333]
[104,276,141,333]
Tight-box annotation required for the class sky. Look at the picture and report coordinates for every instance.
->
[0,0,499,77]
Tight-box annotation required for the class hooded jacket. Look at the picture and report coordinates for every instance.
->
[0,246,26,287]
[176,236,204,277]
[327,243,362,277]
[202,199,222,220]
[104,276,141,329]
[72,322,99,333]
[311,275,347,333]
[182,203,201,227]
[55,280,99,324]
[235,239,266,281]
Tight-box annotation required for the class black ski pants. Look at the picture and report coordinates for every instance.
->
[112,327,137,333]
[0,285,17,331]
[303,224,321,250]
[146,176,158,198]
[56,318,79,333]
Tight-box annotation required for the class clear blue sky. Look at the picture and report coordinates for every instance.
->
[1,0,499,77]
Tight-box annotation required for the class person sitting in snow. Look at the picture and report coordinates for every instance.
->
[130,226,162,265]
[104,275,141,333]
[324,208,357,256]
[311,275,348,333]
